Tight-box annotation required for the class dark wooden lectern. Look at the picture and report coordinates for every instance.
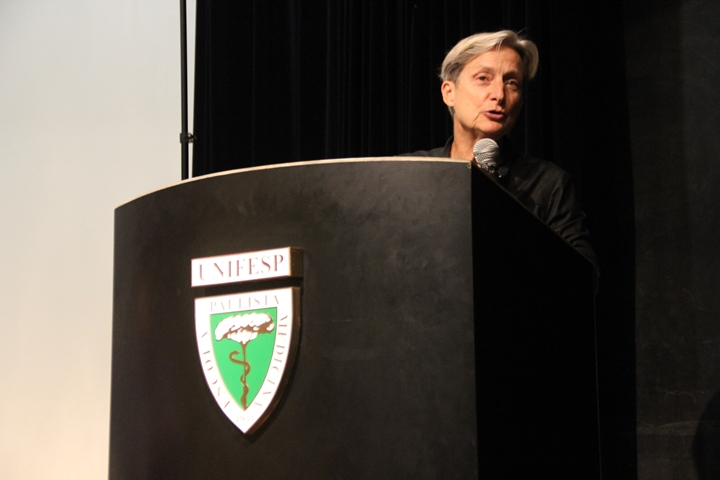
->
[110,158,599,478]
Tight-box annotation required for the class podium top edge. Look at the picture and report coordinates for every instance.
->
[116,157,470,210]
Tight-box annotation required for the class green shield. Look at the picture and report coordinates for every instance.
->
[211,307,277,410]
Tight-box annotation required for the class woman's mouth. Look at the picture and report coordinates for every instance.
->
[483,111,506,121]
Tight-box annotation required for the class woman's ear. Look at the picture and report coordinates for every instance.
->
[441,80,455,107]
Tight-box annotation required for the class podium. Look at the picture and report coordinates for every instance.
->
[110,158,599,478]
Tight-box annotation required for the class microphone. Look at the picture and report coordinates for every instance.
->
[473,138,500,177]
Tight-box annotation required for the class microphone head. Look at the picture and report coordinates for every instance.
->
[473,138,500,165]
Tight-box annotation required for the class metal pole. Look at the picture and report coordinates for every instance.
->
[180,0,193,180]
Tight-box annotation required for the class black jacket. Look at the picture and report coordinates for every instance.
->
[405,138,597,267]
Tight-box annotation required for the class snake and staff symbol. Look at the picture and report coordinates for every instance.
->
[214,312,275,409]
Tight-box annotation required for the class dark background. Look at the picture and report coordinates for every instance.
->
[191,0,720,477]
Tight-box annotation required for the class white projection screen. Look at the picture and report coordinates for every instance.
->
[0,2,194,478]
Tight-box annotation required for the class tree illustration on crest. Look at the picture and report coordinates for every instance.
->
[215,312,275,409]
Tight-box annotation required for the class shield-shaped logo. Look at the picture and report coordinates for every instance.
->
[195,287,300,434]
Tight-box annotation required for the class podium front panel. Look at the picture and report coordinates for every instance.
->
[110,159,479,479]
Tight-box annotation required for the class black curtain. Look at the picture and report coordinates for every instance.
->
[193,1,636,477]
[193,0,529,171]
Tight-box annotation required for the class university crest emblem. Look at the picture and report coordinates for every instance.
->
[192,248,302,434]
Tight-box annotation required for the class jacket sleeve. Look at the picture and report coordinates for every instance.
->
[544,172,598,270]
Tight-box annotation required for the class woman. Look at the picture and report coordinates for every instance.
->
[408,30,596,265]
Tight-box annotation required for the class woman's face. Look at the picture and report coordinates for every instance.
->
[441,46,525,142]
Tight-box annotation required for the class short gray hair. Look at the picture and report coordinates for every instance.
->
[440,30,539,84]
